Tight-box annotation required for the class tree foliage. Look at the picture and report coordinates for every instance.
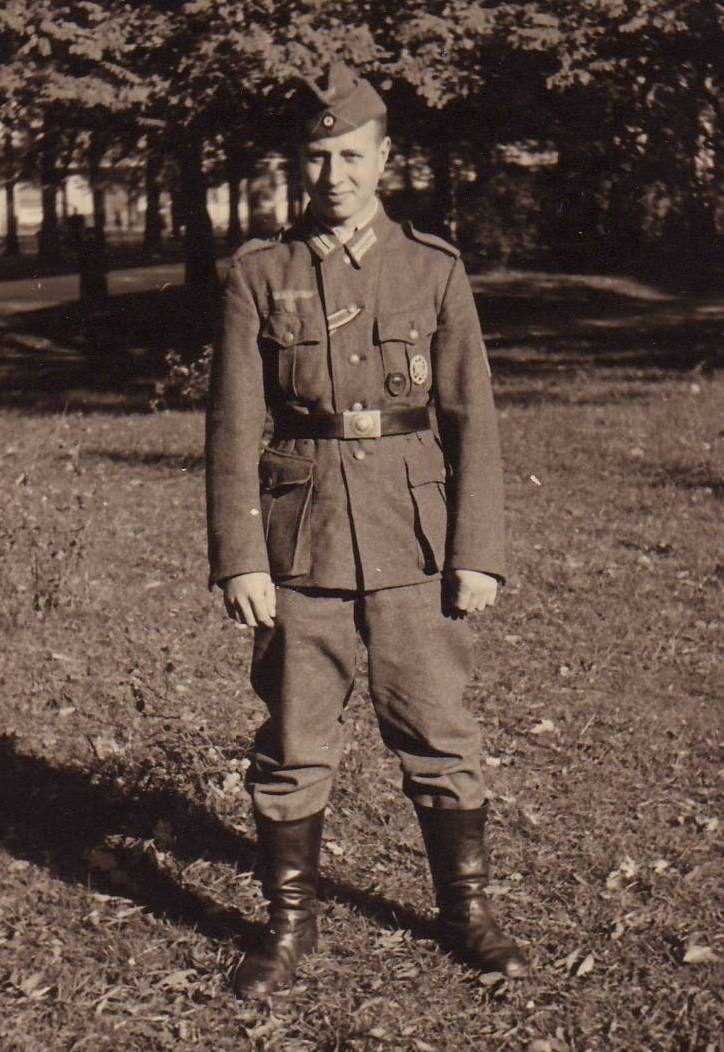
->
[1,0,721,280]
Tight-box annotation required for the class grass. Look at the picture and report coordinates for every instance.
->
[0,275,722,1051]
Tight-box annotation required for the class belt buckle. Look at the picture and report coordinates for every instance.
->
[342,409,382,439]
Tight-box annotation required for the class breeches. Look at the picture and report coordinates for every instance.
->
[247,580,484,821]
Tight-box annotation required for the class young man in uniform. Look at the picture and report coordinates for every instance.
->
[206,63,528,998]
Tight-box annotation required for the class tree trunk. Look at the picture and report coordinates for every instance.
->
[170,178,184,241]
[402,146,416,211]
[92,185,106,247]
[144,149,164,254]
[38,137,62,263]
[429,136,455,238]
[285,150,304,225]
[239,177,249,238]
[4,179,20,255]
[248,172,262,237]
[88,136,107,249]
[3,132,20,256]
[685,87,718,269]
[225,144,242,248]
[176,133,218,291]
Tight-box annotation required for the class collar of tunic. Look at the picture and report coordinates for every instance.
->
[300,199,393,268]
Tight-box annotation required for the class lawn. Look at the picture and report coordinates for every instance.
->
[0,273,722,1051]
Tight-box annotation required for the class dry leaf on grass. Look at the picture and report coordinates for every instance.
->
[530,718,556,735]
[14,972,53,1000]
[606,856,639,890]
[529,1039,568,1052]
[158,968,199,990]
[683,945,718,965]
[556,949,595,977]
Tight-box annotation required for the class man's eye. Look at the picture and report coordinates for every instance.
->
[343,152,362,160]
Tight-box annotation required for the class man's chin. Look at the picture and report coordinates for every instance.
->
[312,195,364,225]
[319,204,354,223]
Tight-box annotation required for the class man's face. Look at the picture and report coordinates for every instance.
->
[300,119,390,226]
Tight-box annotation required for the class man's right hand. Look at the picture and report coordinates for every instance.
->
[222,572,276,628]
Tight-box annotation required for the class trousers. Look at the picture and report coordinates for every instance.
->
[246,580,485,821]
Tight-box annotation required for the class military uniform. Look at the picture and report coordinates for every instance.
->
[206,202,506,819]
[206,63,527,998]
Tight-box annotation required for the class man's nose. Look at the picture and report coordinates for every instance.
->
[323,155,343,186]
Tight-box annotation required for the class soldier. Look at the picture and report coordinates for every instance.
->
[206,63,528,999]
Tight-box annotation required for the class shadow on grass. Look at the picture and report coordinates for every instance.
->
[81,449,206,472]
[1,271,722,416]
[0,736,434,951]
[494,386,654,410]
[0,286,215,414]
[643,463,724,500]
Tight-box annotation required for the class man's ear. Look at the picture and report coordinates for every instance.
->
[379,135,391,168]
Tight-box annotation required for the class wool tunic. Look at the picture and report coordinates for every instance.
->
[205,204,505,591]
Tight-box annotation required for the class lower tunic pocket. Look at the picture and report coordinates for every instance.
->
[404,441,448,573]
[259,448,314,577]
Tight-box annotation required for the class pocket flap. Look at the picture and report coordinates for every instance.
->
[376,307,438,344]
[262,312,321,347]
[259,449,314,491]
[404,439,447,487]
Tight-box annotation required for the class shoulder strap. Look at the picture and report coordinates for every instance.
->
[402,220,460,258]
[232,238,278,264]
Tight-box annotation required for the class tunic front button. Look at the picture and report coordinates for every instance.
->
[351,402,364,411]
[284,331,294,343]
[349,354,361,364]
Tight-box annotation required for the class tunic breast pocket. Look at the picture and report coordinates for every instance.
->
[375,308,438,399]
[259,448,314,578]
[261,312,324,404]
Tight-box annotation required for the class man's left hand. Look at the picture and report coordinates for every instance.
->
[444,569,499,614]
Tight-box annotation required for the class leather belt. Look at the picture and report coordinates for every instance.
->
[274,404,432,440]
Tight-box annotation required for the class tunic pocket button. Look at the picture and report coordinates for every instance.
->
[284,331,294,343]
[353,449,366,461]
[385,371,407,397]
[409,328,419,340]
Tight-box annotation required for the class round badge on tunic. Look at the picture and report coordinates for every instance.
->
[409,354,429,386]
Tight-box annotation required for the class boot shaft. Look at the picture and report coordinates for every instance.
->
[255,808,324,912]
[415,803,491,909]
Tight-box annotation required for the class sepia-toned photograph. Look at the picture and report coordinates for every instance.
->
[0,2,722,1049]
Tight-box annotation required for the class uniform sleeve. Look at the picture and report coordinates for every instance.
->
[205,261,270,585]
[432,258,506,580]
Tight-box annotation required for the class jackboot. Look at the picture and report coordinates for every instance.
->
[415,803,528,978]
[232,809,324,999]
